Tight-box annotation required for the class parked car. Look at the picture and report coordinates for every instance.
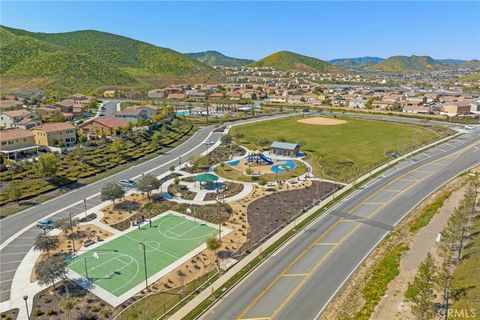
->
[119,179,136,188]
[36,219,54,229]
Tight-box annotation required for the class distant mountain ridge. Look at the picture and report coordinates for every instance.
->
[186,51,254,67]
[248,51,346,74]
[0,25,222,95]
[329,57,384,71]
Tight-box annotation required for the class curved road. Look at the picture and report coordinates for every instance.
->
[202,130,480,320]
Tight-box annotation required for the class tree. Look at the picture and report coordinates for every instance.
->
[151,131,162,148]
[63,299,75,320]
[221,135,232,145]
[55,217,79,238]
[35,255,68,289]
[137,174,161,201]
[7,181,22,203]
[52,112,65,123]
[101,182,125,205]
[35,153,60,177]
[110,140,124,154]
[206,235,222,262]
[406,253,437,320]
[437,228,455,317]
[33,234,59,255]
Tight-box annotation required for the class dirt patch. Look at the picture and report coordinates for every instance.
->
[246,181,338,245]
[372,184,470,320]
[31,280,116,320]
[204,182,244,201]
[298,117,347,126]
[101,193,149,225]
[31,224,113,282]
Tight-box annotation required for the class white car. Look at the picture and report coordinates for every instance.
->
[464,125,476,130]
[119,179,136,188]
[204,139,214,145]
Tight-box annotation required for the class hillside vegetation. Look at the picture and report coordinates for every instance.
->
[186,50,254,67]
[329,57,384,71]
[1,25,222,95]
[248,51,345,74]
[369,55,442,73]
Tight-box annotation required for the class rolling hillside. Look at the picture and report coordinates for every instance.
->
[186,51,253,67]
[0,27,141,95]
[1,26,222,95]
[248,51,346,74]
[369,55,442,73]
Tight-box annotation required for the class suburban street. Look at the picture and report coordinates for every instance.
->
[202,130,480,320]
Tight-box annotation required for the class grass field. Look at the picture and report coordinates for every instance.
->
[230,116,449,182]
[68,212,217,297]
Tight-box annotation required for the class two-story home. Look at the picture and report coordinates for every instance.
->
[0,110,38,129]
[31,123,77,148]
[0,128,39,160]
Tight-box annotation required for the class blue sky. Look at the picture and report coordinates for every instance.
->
[1,1,479,60]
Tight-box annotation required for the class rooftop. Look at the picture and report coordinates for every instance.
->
[0,128,34,141]
[32,122,76,133]
[270,141,300,150]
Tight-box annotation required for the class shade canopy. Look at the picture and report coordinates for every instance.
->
[195,173,219,183]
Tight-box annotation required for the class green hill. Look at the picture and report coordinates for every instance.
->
[186,51,254,67]
[1,26,222,95]
[369,55,442,73]
[0,27,140,95]
[460,60,480,69]
[459,72,480,82]
[248,51,345,74]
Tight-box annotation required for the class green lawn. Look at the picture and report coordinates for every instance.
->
[230,116,448,182]
[68,213,217,297]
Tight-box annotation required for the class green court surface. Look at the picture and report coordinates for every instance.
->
[68,213,217,296]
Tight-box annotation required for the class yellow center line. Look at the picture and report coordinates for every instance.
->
[315,243,337,246]
[236,141,477,320]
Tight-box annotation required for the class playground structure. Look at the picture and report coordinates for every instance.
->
[225,152,299,176]
[246,152,274,166]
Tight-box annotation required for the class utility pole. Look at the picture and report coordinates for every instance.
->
[83,199,87,218]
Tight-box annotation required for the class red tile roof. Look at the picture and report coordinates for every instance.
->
[32,122,76,133]
[0,128,34,141]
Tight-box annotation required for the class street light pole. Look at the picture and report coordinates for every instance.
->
[83,198,87,218]
[69,212,76,252]
[84,258,89,280]
[140,243,148,290]
[23,295,30,320]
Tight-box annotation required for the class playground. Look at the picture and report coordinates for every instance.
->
[67,211,228,304]
[227,153,297,175]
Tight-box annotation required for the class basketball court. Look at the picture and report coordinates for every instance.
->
[67,211,228,306]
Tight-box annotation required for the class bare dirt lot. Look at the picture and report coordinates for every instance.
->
[297,117,347,126]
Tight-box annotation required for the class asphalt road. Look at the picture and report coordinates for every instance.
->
[202,130,480,320]
[0,113,290,303]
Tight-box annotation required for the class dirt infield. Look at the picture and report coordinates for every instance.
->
[297,117,347,125]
